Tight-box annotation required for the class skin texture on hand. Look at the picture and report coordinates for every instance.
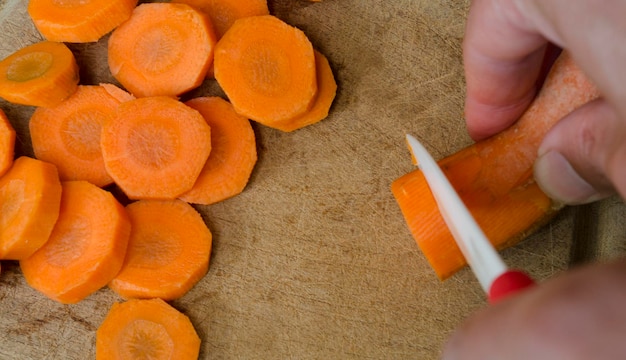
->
[462,0,626,205]
[446,1,626,359]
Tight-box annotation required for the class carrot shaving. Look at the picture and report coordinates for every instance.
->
[391,52,601,280]
[0,41,79,107]
[179,97,257,205]
[109,199,212,300]
[20,180,131,304]
[96,298,200,360]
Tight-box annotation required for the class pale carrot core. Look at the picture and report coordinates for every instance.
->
[127,122,177,169]
[0,179,24,228]
[121,319,174,359]
[7,52,53,82]
[61,111,103,161]
[44,217,90,267]
[134,25,184,74]
[243,45,290,96]
[127,231,182,269]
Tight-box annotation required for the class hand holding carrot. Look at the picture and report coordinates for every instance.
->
[444,1,626,359]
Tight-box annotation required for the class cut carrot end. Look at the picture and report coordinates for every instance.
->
[30,85,123,187]
[0,41,79,107]
[0,109,16,178]
[214,15,317,124]
[270,50,337,132]
[28,0,139,43]
[179,97,257,205]
[108,3,218,97]
[109,199,212,300]
[20,180,131,304]
[0,157,62,260]
[392,52,600,280]
[101,96,212,200]
[96,298,200,360]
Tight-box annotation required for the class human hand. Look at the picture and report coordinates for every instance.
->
[462,0,626,205]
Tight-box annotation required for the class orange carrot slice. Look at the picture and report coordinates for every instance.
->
[0,156,62,260]
[214,15,317,125]
[171,0,269,38]
[391,52,600,280]
[100,82,135,103]
[100,96,212,200]
[179,97,257,205]
[96,298,200,360]
[29,84,125,187]
[20,180,131,304]
[27,0,138,43]
[107,3,217,97]
[0,109,16,178]
[0,41,79,107]
[109,199,212,300]
[271,50,337,132]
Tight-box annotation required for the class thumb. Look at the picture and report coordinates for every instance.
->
[534,98,626,204]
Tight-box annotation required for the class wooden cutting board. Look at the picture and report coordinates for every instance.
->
[1,0,624,359]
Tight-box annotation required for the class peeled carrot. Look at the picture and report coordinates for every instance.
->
[100,82,135,103]
[107,3,217,97]
[179,97,257,205]
[271,50,337,132]
[101,96,212,200]
[391,52,600,280]
[214,15,317,125]
[109,199,212,300]
[28,0,138,43]
[20,180,131,304]
[0,41,79,107]
[171,0,269,38]
[96,298,200,360]
[0,156,62,260]
[29,84,126,187]
[0,109,16,178]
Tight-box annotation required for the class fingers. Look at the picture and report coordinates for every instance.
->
[442,259,626,360]
[534,98,626,204]
[463,0,547,140]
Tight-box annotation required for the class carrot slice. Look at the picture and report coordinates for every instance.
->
[107,3,217,97]
[109,199,212,300]
[101,96,212,200]
[27,0,138,43]
[179,97,257,205]
[29,85,124,187]
[20,180,131,304]
[391,52,601,280]
[214,15,317,125]
[100,82,135,103]
[96,298,200,360]
[0,41,79,107]
[271,50,337,132]
[0,157,62,260]
[171,0,269,38]
[0,109,16,178]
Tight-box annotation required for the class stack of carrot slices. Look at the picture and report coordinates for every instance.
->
[0,0,337,358]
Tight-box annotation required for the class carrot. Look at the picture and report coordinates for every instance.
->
[107,3,218,97]
[27,0,138,43]
[391,52,601,280]
[100,96,212,200]
[0,41,79,108]
[100,82,135,103]
[109,199,212,300]
[20,180,131,304]
[270,50,337,132]
[171,0,269,39]
[0,156,62,260]
[0,109,16,178]
[179,97,257,205]
[29,84,126,187]
[96,298,200,360]
[214,15,318,125]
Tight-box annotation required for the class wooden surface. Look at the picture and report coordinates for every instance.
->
[0,0,624,359]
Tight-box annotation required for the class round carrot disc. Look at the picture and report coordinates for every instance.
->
[214,15,317,124]
[101,96,212,200]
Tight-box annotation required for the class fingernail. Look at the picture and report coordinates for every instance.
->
[534,151,603,205]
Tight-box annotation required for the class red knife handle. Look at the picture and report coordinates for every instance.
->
[488,270,535,304]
